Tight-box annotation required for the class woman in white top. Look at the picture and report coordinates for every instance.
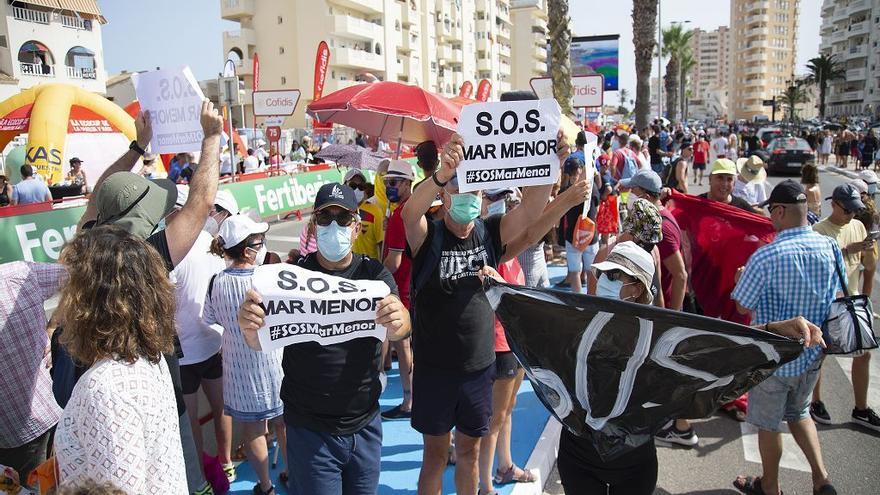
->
[819,130,833,165]
[54,225,186,494]
[203,215,286,495]
[727,132,739,160]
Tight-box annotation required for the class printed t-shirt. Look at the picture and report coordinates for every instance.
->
[281,253,398,435]
[658,208,683,307]
[813,218,866,294]
[493,258,525,352]
[410,215,503,373]
[383,199,411,308]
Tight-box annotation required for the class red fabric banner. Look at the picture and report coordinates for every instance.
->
[313,41,330,101]
[476,79,492,102]
[667,191,776,325]
[459,81,473,99]
[253,52,260,92]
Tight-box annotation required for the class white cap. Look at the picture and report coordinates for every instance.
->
[214,189,240,215]
[217,214,269,249]
[591,241,655,300]
[385,159,414,181]
[858,170,877,185]
[344,168,366,183]
[174,184,189,207]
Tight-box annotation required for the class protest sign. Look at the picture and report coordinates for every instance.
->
[486,280,803,460]
[251,264,391,352]
[132,66,206,154]
[455,98,561,193]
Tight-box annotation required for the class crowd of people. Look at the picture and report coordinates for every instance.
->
[0,91,877,495]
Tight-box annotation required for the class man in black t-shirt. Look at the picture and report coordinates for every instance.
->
[75,101,225,494]
[237,183,411,495]
[400,123,575,493]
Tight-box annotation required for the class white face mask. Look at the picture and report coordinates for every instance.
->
[487,199,506,216]
[247,244,267,266]
[354,189,365,203]
[626,192,640,211]
[203,215,220,236]
[596,273,624,299]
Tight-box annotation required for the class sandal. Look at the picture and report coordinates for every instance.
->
[723,406,747,422]
[278,471,288,485]
[494,464,536,484]
[733,475,782,495]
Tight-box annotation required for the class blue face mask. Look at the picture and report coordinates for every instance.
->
[386,186,400,203]
[596,273,623,299]
[486,199,506,216]
[448,192,482,224]
[316,221,352,262]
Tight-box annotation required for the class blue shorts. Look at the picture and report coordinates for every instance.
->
[411,365,495,438]
[746,358,823,432]
[565,241,600,274]
[285,413,382,495]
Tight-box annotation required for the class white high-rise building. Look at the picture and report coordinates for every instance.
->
[687,26,732,121]
[818,0,880,118]
[0,0,107,101]
[220,0,548,128]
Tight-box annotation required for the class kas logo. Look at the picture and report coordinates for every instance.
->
[329,185,344,199]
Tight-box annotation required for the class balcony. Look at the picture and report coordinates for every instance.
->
[533,45,545,60]
[332,15,382,41]
[335,47,385,72]
[744,78,767,87]
[848,20,869,37]
[234,56,254,75]
[476,38,490,51]
[450,49,463,64]
[220,0,254,20]
[452,71,465,89]
[831,30,846,41]
[745,14,764,25]
[534,32,547,45]
[20,62,55,77]
[437,45,451,60]
[848,0,870,15]
[831,8,849,23]
[496,7,510,24]
[847,67,867,80]
[11,6,49,24]
[533,60,547,74]
[402,34,418,52]
[66,66,96,79]
[743,65,764,76]
[746,26,768,37]
[847,45,868,59]
[436,19,452,39]
[820,39,832,52]
[747,1,769,14]
[840,90,865,101]
[498,44,511,58]
[224,28,256,48]
[745,51,767,62]
[476,0,492,13]
[477,59,492,71]
[60,14,90,30]
[499,61,511,76]
[401,6,416,27]
[332,0,383,15]
[498,25,511,39]
[476,19,491,33]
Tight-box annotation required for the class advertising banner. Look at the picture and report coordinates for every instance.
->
[476,79,492,102]
[313,41,331,101]
[252,264,390,351]
[487,280,803,460]
[253,52,260,92]
[459,81,474,99]
[132,66,207,154]
[1,205,86,263]
[253,90,301,116]
[530,75,604,108]
[455,99,561,192]
[569,35,619,91]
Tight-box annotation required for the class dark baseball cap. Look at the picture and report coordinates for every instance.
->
[826,183,866,212]
[619,169,663,194]
[760,179,807,207]
[314,182,359,212]
[69,157,82,164]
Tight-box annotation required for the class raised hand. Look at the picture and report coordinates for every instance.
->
[135,110,152,149]
[438,133,465,182]
[199,100,224,138]
[556,129,570,163]
[559,180,590,209]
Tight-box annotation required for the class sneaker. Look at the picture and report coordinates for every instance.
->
[810,400,832,425]
[851,407,880,432]
[381,404,412,420]
[223,463,236,483]
[193,482,214,495]
[252,484,275,495]
[654,422,699,447]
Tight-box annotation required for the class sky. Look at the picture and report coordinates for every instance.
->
[99,0,823,100]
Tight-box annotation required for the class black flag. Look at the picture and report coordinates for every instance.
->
[486,281,804,460]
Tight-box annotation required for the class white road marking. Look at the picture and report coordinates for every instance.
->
[833,351,880,413]
[741,421,812,472]
[265,234,300,243]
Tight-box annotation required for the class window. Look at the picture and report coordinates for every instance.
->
[279,46,285,54]
[281,76,286,84]
[277,16,283,24]
[0,35,6,48]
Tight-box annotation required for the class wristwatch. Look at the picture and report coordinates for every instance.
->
[431,172,448,187]
[129,140,146,156]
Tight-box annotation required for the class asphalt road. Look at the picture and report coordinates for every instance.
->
[199,161,880,495]
[544,162,880,495]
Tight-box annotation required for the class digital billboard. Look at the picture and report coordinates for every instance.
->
[566,35,620,91]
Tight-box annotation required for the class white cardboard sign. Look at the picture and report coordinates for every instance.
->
[455,98,562,193]
[251,264,391,352]
[132,66,206,154]
[530,75,604,108]
[253,89,301,116]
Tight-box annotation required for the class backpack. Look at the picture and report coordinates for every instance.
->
[664,157,682,189]
[620,150,639,181]
[410,218,497,300]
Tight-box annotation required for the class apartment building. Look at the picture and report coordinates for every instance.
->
[0,0,107,102]
[220,0,548,128]
[818,0,880,118]
[728,0,799,121]
[687,26,732,120]
[509,0,548,91]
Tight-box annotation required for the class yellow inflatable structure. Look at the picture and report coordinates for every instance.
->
[0,83,137,184]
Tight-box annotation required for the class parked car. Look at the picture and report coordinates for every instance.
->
[756,126,783,148]
[765,137,815,175]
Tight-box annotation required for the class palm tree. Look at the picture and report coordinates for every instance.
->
[619,88,630,108]
[547,0,573,116]
[632,0,658,129]
[776,81,809,122]
[805,54,846,120]
[678,51,696,122]
[661,24,693,123]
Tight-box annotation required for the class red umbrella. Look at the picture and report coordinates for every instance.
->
[306,81,461,149]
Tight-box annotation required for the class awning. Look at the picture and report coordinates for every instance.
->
[17,0,58,8]
[20,41,50,53]
[67,46,94,56]
[56,0,101,17]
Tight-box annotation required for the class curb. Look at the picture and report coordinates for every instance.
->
[819,165,860,181]
[511,417,562,495]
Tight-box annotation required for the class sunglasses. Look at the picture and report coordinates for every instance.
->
[346,181,365,191]
[315,209,356,227]
[246,241,264,250]
[384,178,408,187]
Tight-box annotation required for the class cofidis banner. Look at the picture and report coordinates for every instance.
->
[486,280,803,460]
[252,264,390,351]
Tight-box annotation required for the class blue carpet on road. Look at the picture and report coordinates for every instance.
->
[227,265,570,494]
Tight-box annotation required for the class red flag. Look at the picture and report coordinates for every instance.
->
[314,41,330,101]
[476,79,492,102]
[253,52,260,92]
[459,81,474,99]
[667,191,775,325]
